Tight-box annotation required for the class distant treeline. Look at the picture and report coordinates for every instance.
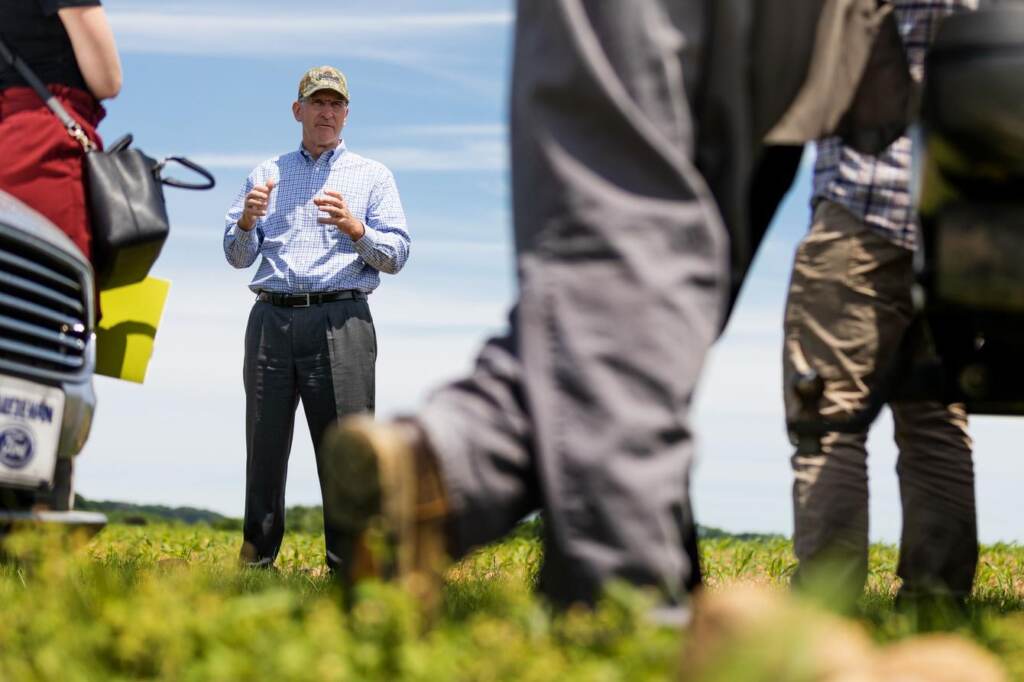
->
[74,495,235,527]
[74,496,326,534]
[75,496,778,540]
[698,525,785,542]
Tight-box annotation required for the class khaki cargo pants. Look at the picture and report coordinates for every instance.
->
[783,200,977,604]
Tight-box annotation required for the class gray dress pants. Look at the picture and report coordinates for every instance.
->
[242,297,376,568]
[418,0,728,613]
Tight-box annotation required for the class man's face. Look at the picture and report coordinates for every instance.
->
[293,89,349,148]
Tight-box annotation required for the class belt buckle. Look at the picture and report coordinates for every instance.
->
[296,293,311,308]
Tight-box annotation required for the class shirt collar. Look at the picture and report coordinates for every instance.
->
[298,139,347,165]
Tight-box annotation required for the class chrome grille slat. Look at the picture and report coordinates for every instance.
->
[0,314,85,352]
[0,250,79,291]
[0,337,83,369]
[0,230,89,376]
[0,270,84,315]
[0,292,81,328]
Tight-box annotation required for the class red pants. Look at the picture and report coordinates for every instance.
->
[0,85,104,261]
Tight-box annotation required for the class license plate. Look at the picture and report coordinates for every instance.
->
[0,374,64,488]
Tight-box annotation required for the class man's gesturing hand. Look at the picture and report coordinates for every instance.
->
[314,190,365,241]
[238,178,277,231]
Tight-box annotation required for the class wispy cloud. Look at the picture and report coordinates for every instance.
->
[107,9,511,61]
[411,239,509,255]
[186,137,507,172]
[111,9,512,32]
[367,141,506,172]
[378,124,507,137]
[106,6,513,93]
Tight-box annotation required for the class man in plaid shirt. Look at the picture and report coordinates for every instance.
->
[224,65,410,571]
[784,0,978,609]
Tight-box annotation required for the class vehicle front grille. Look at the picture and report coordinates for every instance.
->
[0,232,90,377]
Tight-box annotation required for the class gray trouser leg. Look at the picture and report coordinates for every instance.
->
[243,303,299,565]
[300,299,376,570]
[242,299,376,568]
[419,0,726,611]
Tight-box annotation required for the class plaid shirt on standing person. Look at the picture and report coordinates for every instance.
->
[812,0,977,250]
[224,140,410,294]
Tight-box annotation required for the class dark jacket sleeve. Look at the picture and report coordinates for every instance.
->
[696,0,910,317]
[695,0,824,307]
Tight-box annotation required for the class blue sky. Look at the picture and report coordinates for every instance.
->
[77,0,1024,543]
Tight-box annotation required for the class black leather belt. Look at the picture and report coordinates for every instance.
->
[257,290,366,307]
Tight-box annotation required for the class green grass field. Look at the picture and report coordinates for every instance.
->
[2,521,1024,680]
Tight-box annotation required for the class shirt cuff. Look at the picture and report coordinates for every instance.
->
[232,222,257,242]
[352,224,380,259]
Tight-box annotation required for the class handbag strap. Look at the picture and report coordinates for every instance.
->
[0,35,96,152]
[156,157,216,190]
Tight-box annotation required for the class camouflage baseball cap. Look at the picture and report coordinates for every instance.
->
[298,65,350,101]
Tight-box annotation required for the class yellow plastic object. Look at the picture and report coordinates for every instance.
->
[94,277,171,383]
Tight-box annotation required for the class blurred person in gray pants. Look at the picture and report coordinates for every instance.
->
[415,2,726,616]
[323,0,897,620]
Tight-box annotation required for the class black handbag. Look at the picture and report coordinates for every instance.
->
[0,37,215,289]
[81,135,214,288]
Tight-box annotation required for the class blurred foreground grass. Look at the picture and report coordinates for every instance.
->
[1,521,1023,680]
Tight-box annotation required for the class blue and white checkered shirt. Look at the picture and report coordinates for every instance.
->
[812,0,976,250]
[223,141,410,293]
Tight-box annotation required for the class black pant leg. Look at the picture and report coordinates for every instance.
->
[242,303,299,565]
[295,299,376,569]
